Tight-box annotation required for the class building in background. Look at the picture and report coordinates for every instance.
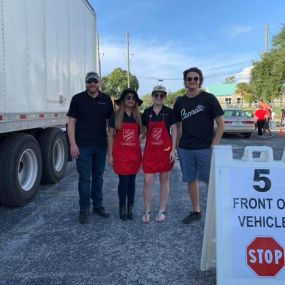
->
[206,83,285,109]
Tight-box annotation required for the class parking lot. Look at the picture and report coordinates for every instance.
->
[0,129,284,285]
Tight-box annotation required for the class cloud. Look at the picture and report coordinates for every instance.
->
[235,66,253,83]
[99,37,255,95]
[224,25,253,38]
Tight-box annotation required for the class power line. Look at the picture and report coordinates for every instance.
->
[137,71,242,81]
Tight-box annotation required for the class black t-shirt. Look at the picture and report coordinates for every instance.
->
[173,91,224,150]
[67,91,114,147]
[109,112,137,128]
[142,105,177,134]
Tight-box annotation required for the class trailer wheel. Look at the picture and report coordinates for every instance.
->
[38,128,68,184]
[0,133,42,206]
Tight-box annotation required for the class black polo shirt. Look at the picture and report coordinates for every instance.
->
[109,112,141,135]
[109,112,137,128]
[67,90,114,147]
[142,105,177,133]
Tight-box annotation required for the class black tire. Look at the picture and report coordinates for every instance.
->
[38,128,68,184]
[243,132,251,138]
[0,133,42,206]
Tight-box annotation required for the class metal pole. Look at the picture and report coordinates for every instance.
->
[96,34,101,79]
[265,24,269,53]
[126,32,130,88]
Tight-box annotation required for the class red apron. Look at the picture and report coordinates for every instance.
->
[142,112,174,173]
[113,122,142,175]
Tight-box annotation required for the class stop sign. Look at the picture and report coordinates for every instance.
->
[247,237,285,276]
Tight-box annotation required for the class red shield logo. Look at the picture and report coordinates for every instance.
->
[123,129,135,143]
[152,128,162,142]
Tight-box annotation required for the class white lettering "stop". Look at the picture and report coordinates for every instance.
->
[248,249,284,264]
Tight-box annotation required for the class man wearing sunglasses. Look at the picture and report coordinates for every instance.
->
[173,67,224,224]
[67,71,114,224]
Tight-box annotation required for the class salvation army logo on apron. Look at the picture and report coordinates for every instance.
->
[151,128,163,145]
[142,111,173,173]
[113,122,142,175]
[121,128,136,147]
[123,129,135,143]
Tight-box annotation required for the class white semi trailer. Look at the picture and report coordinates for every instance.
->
[0,0,96,206]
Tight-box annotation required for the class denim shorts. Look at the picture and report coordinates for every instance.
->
[177,148,212,184]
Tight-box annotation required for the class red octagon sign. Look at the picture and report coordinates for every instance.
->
[247,237,285,276]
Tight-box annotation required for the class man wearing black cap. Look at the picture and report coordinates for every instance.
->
[67,71,114,224]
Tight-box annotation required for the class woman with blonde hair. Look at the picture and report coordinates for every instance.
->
[108,88,143,221]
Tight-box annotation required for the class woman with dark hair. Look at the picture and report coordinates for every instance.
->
[108,88,143,221]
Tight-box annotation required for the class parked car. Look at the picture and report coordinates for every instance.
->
[223,108,255,138]
[243,109,255,118]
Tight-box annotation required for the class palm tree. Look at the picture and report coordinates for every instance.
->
[235,82,253,108]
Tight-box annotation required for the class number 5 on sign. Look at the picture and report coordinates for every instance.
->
[253,169,271,192]
[201,145,285,285]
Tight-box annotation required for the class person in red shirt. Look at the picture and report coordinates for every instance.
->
[254,105,268,136]
[108,88,143,221]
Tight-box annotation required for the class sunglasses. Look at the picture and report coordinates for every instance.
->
[153,93,166,99]
[186,76,199,82]
[125,95,136,101]
[86,78,99,84]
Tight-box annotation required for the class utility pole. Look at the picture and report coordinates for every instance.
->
[126,32,130,88]
[265,24,269,53]
[96,34,102,79]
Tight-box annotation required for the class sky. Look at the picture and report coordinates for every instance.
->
[91,0,285,96]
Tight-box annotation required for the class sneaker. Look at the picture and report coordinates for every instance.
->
[93,206,110,218]
[182,211,201,224]
[79,210,90,224]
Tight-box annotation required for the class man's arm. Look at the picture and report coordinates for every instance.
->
[176,122,182,148]
[107,127,116,166]
[212,116,224,146]
[67,117,79,159]
[170,123,177,162]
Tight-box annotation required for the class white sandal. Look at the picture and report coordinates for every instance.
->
[142,211,150,223]
[155,210,166,222]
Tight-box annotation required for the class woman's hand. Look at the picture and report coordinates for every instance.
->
[108,155,114,166]
[169,149,175,162]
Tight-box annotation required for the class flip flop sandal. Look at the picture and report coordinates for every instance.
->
[142,211,150,223]
[155,211,166,222]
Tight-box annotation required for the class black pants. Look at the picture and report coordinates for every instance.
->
[118,174,136,206]
[257,120,265,136]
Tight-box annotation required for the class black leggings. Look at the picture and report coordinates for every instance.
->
[257,120,265,136]
[118,174,136,206]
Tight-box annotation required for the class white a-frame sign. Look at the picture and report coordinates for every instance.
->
[201,145,285,285]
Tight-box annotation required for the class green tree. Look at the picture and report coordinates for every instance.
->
[141,94,152,109]
[165,88,187,106]
[250,25,285,101]
[235,82,255,102]
[101,68,139,98]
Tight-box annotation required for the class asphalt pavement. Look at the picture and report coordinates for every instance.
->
[0,130,284,285]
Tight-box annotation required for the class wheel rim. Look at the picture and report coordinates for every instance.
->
[18,149,38,191]
[53,139,65,172]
